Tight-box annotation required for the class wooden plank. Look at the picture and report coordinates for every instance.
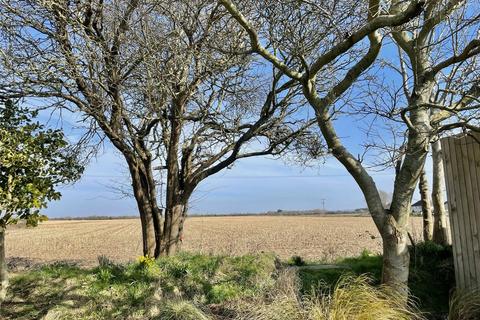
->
[468,133,480,289]
[459,135,480,287]
[451,136,472,289]
[448,136,468,289]
[442,137,465,288]
[454,136,477,289]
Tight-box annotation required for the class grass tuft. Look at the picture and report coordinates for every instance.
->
[448,289,480,320]
[312,274,424,320]
[156,300,212,320]
[232,273,424,320]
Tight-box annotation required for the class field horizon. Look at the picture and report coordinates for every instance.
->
[45,208,373,220]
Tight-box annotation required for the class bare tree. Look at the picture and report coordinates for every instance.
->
[0,0,318,256]
[388,0,480,248]
[352,0,480,281]
[220,0,480,292]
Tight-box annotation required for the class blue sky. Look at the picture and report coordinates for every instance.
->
[37,70,429,218]
[45,149,401,217]
[36,39,427,218]
[42,110,428,217]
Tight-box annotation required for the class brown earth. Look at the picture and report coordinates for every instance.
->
[5,215,423,267]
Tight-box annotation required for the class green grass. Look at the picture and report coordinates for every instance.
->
[0,246,455,319]
[1,253,277,320]
[298,249,382,294]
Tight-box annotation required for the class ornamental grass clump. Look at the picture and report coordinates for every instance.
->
[232,273,424,320]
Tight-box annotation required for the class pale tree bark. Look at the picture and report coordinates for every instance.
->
[431,139,451,245]
[419,169,433,241]
[383,0,479,287]
[221,0,480,293]
[0,227,7,304]
[382,106,431,288]
[220,0,425,292]
[381,218,410,288]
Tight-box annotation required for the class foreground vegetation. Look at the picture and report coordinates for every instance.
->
[297,242,455,318]
[2,243,478,320]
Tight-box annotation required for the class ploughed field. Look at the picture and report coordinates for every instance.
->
[6,215,422,267]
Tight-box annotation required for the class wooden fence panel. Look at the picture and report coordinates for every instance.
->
[442,132,480,290]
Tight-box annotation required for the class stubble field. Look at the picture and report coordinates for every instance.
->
[5,215,423,267]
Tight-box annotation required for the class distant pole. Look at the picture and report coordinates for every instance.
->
[321,198,326,211]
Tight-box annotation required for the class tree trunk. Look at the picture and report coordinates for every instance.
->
[161,96,188,256]
[419,169,433,241]
[383,95,432,291]
[381,217,410,291]
[298,25,431,294]
[0,227,8,305]
[381,152,428,290]
[141,159,164,258]
[431,139,451,245]
[161,197,187,256]
[135,196,156,258]
[128,161,159,258]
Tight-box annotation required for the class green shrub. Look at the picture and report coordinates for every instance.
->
[298,243,454,316]
[298,250,382,294]
[137,255,158,269]
[409,241,454,314]
[96,267,114,282]
[340,249,382,281]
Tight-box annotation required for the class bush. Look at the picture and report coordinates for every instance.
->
[208,283,251,304]
[409,241,454,314]
[138,255,157,269]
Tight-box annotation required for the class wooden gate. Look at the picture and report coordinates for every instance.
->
[442,132,480,290]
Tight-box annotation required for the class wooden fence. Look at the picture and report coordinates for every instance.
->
[442,132,480,290]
